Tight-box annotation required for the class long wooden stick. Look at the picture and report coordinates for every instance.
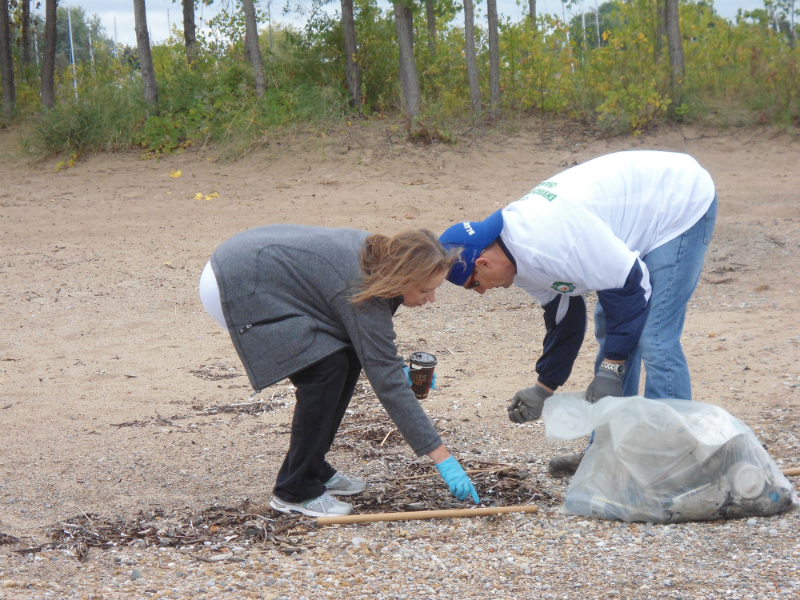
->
[783,467,800,476]
[317,504,539,525]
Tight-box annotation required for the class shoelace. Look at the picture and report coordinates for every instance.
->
[307,492,336,515]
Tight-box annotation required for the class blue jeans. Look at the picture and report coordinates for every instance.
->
[594,195,717,400]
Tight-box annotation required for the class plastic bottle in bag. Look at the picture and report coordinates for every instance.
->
[663,481,730,522]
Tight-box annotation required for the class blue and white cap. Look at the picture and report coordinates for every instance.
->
[439,210,504,286]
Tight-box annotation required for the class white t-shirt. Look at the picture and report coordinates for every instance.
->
[501,151,716,308]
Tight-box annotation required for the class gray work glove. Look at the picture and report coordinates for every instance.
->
[586,362,624,404]
[508,383,553,423]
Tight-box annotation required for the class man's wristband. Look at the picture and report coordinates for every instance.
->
[599,360,625,377]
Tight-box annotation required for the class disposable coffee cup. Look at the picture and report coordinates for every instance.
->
[409,351,437,400]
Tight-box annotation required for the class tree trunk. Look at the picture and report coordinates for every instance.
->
[341,0,361,107]
[425,0,436,58]
[0,0,15,119]
[181,0,197,64]
[487,0,499,116]
[21,0,32,69]
[654,0,666,64]
[393,1,420,116]
[241,0,266,97]
[133,0,159,107]
[664,0,685,100]
[463,0,480,116]
[41,0,57,109]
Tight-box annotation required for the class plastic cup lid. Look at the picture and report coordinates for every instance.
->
[732,464,766,499]
[409,351,437,367]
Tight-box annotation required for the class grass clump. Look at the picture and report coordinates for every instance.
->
[28,78,144,156]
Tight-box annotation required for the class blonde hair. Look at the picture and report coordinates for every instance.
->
[351,229,458,304]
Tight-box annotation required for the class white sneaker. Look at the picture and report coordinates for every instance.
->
[324,473,367,496]
[269,492,353,517]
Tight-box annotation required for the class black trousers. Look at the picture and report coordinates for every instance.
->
[273,347,362,503]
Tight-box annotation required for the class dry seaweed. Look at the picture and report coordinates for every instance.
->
[188,363,244,382]
[14,377,549,561]
[0,532,21,545]
[17,502,315,560]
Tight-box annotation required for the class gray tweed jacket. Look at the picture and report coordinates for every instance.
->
[210,224,442,456]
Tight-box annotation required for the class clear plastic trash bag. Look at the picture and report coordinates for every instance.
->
[542,393,798,523]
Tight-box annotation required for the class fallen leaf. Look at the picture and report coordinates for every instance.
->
[170,170,182,178]
[194,193,204,200]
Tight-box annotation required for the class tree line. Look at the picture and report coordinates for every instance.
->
[1,0,797,154]
[0,0,689,122]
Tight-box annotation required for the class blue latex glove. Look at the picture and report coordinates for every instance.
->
[401,367,437,390]
[435,456,479,503]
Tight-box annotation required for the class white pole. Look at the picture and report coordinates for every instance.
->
[114,17,119,57]
[595,1,600,46]
[167,8,171,37]
[268,0,274,53]
[67,9,78,99]
[88,30,95,74]
[582,10,587,51]
[33,21,39,70]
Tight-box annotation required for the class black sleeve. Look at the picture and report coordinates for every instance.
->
[596,259,651,361]
[535,295,587,390]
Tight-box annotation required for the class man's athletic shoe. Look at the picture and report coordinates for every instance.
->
[269,492,353,517]
[324,473,367,496]
[547,452,585,478]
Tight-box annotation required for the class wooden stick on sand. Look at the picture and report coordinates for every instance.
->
[317,504,538,526]
[782,467,800,477]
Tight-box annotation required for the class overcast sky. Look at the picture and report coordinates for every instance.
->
[41,0,768,48]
